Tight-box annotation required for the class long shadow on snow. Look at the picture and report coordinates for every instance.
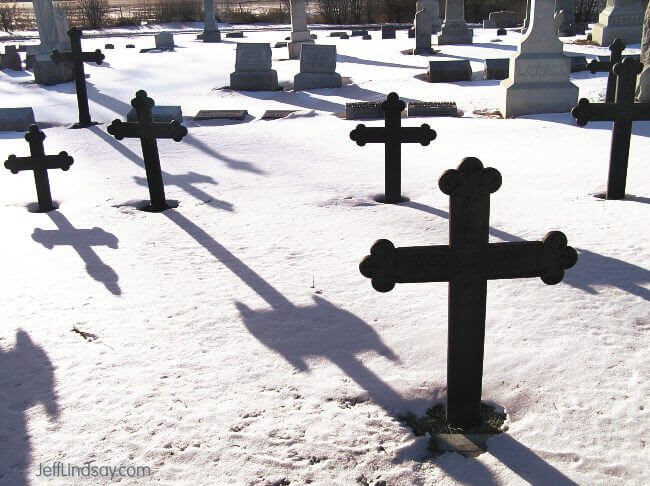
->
[337,53,425,70]
[405,200,648,301]
[0,330,59,486]
[31,211,121,296]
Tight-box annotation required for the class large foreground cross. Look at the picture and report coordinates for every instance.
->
[4,125,74,212]
[51,27,104,128]
[359,158,578,429]
[350,92,436,203]
[572,58,650,199]
[107,90,188,211]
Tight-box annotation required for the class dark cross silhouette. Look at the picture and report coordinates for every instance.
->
[572,58,650,200]
[350,92,437,204]
[586,38,625,103]
[107,90,188,212]
[358,158,578,430]
[51,27,105,128]
[4,125,73,212]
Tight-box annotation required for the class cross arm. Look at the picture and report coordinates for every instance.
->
[4,152,73,173]
[485,232,578,284]
[572,98,616,126]
[350,125,386,146]
[586,60,610,74]
[152,120,188,142]
[359,239,453,292]
[107,120,140,140]
[51,50,72,64]
[80,49,105,65]
[400,124,437,145]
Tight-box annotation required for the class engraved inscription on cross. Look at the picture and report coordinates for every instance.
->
[51,27,105,128]
[107,90,188,212]
[586,38,625,103]
[4,125,74,212]
[572,58,650,200]
[350,92,437,204]
[359,158,578,430]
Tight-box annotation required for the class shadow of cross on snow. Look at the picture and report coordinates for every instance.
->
[0,330,59,486]
[164,210,434,414]
[31,211,121,296]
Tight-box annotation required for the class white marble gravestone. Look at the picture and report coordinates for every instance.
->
[592,0,644,46]
[53,7,71,51]
[637,1,650,101]
[436,0,472,45]
[294,44,341,90]
[230,43,278,91]
[415,0,435,53]
[31,0,73,85]
[500,0,578,118]
[288,0,314,60]
[202,0,221,42]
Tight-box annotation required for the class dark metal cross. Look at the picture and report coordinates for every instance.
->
[586,38,625,103]
[359,158,578,430]
[350,92,437,204]
[572,58,650,200]
[4,125,74,212]
[51,27,105,128]
[107,90,188,212]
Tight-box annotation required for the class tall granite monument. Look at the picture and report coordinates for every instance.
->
[592,0,644,46]
[436,0,472,45]
[202,0,221,42]
[554,0,576,36]
[637,0,650,101]
[288,0,314,59]
[501,0,578,118]
[414,0,435,54]
[431,0,442,32]
[30,0,73,85]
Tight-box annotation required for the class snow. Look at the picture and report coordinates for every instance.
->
[1,25,649,485]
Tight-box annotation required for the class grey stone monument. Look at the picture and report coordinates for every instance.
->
[431,0,442,32]
[31,0,73,85]
[554,0,575,36]
[155,32,174,49]
[294,44,341,90]
[1,46,22,71]
[436,0,473,45]
[54,8,71,51]
[637,1,650,101]
[592,0,644,46]
[230,43,278,91]
[415,0,435,54]
[202,0,221,42]
[500,0,578,118]
[288,0,314,60]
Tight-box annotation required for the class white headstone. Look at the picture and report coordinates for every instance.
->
[294,44,341,90]
[500,0,578,118]
[436,0,472,45]
[592,0,644,47]
[32,0,59,57]
[637,1,650,101]
[288,0,314,59]
[53,8,71,52]
[230,43,278,91]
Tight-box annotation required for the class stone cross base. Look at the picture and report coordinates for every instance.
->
[230,70,278,91]
[202,30,221,43]
[294,72,341,90]
[435,21,472,45]
[33,59,73,86]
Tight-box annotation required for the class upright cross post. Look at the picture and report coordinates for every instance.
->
[359,158,578,429]
[586,38,625,103]
[51,27,104,128]
[572,58,650,199]
[4,125,74,212]
[107,90,188,212]
[350,92,437,204]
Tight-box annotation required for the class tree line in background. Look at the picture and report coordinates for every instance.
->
[0,0,615,33]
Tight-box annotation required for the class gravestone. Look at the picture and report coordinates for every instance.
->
[408,28,415,38]
[351,30,369,37]
[108,91,188,212]
[484,58,509,80]
[194,110,248,120]
[382,26,397,39]
[415,0,435,54]
[274,42,288,48]
[262,110,297,119]
[225,31,244,38]
[569,55,587,72]
[4,125,74,212]
[489,10,519,27]
[53,7,71,51]
[345,102,384,120]
[496,28,507,36]
[359,157,578,429]
[202,0,221,42]
[436,0,472,45]
[637,1,650,101]
[126,44,135,48]
[340,33,350,39]
[51,28,105,128]
[311,34,318,39]
[500,0,578,118]
[288,0,313,59]
[230,43,278,91]
[362,34,372,40]
[555,0,576,36]
[407,101,458,117]
[483,19,497,29]
[330,32,346,37]
[127,105,182,123]
[350,92,437,203]
[431,0,442,32]
[294,44,342,90]
[0,108,35,131]
[592,0,644,46]
[427,60,472,82]
[589,38,627,103]
[105,43,115,49]
[1,45,22,71]
[572,58,650,199]
[155,32,174,49]
[31,0,73,85]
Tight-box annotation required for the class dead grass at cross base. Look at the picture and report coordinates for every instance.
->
[400,403,507,436]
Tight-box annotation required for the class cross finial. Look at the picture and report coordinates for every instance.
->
[609,38,625,56]
[67,27,82,40]
[438,157,502,197]
[538,232,579,285]
[382,92,405,114]
[133,90,155,111]
[613,57,643,78]
[25,124,46,144]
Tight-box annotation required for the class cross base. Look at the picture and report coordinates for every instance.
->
[137,199,179,213]
[373,194,410,204]
[27,200,59,213]
[430,433,495,457]
[70,121,99,130]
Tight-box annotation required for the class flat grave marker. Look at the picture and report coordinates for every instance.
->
[194,110,248,121]
[407,101,458,117]
[262,110,297,119]
[345,101,385,120]
[0,107,35,131]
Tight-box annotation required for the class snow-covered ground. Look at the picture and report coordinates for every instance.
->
[0,25,648,485]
